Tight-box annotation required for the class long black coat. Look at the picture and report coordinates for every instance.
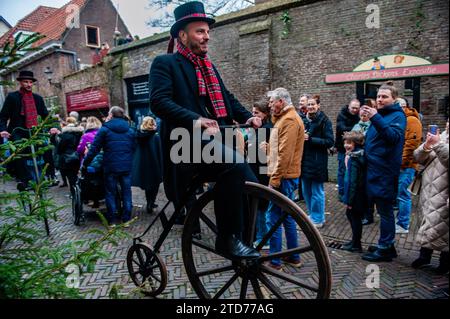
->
[131,129,163,190]
[0,91,49,139]
[301,111,334,182]
[149,52,252,204]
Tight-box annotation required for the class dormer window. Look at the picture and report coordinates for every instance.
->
[85,25,100,48]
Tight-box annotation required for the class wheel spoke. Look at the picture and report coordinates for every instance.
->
[257,273,287,299]
[260,264,319,292]
[199,212,218,235]
[259,246,313,262]
[132,258,141,267]
[197,264,234,277]
[240,276,249,299]
[136,249,145,266]
[148,272,162,283]
[256,212,288,250]
[250,278,265,299]
[192,239,222,256]
[148,264,159,271]
[212,273,239,299]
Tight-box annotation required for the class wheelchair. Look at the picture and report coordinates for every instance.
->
[72,168,104,226]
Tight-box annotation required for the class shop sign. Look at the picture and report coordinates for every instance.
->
[325,63,449,84]
[66,87,109,112]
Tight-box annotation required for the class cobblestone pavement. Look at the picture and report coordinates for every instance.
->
[1,179,448,299]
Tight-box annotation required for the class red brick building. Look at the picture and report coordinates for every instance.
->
[0,0,130,117]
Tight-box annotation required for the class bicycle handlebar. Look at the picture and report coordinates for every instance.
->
[218,124,253,129]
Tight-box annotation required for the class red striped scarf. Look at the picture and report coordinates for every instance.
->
[19,88,38,128]
[177,42,228,119]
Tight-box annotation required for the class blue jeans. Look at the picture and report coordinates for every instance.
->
[396,168,416,230]
[255,208,268,243]
[267,178,300,266]
[105,171,132,222]
[337,152,346,200]
[301,177,325,224]
[373,198,396,249]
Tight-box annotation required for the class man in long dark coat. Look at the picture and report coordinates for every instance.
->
[149,1,262,259]
[0,70,49,186]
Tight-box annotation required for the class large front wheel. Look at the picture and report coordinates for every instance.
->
[182,181,332,299]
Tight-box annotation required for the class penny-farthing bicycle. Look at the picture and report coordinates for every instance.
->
[127,125,332,299]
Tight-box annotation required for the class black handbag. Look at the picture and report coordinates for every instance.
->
[63,151,79,165]
[408,157,435,196]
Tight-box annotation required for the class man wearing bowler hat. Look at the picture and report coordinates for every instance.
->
[0,70,49,185]
[149,1,262,259]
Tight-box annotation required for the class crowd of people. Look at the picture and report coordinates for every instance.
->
[1,0,448,275]
[49,108,163,224]
[241,83,447,272]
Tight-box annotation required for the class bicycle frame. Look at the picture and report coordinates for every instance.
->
[133,174,205,254]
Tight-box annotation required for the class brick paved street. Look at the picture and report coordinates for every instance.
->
[1,180,448,299]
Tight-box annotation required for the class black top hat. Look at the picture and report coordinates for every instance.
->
[170,1,215,38]
[16,70,37,82]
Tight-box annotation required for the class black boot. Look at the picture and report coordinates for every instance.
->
[342,241,354,250]
[362,245,397,262]
[411,247,433,269]
[343,241,362,253]
[435,251,449,275]
[215,234,260,259]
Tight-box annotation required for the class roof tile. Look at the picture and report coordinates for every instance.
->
[0,6,58,46]
[0,0,88,47]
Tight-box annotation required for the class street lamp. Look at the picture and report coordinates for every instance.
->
[44,66,61,89]
[44,66,53,82]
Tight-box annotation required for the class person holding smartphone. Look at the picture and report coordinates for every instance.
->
[412,121,449,274]
[361,81,406,262]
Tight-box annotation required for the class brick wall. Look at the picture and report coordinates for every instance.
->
[114,0,448,119]
[109,0,448,180]
[63,62,108,93]
[64,0,130,65]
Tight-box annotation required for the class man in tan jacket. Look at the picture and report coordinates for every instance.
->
[396,97,422,233]
[265,88,305,270]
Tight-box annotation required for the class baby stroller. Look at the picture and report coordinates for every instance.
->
[72,152,105,226]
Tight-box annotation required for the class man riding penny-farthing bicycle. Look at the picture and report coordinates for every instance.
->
[126,1,331,299]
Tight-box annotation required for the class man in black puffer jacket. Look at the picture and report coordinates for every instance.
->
[83,106,136,224]
[335,100,360,200]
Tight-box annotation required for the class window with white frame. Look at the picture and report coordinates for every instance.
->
[85,25,100,48]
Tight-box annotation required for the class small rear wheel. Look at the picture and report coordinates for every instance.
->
[127,242,168,297]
